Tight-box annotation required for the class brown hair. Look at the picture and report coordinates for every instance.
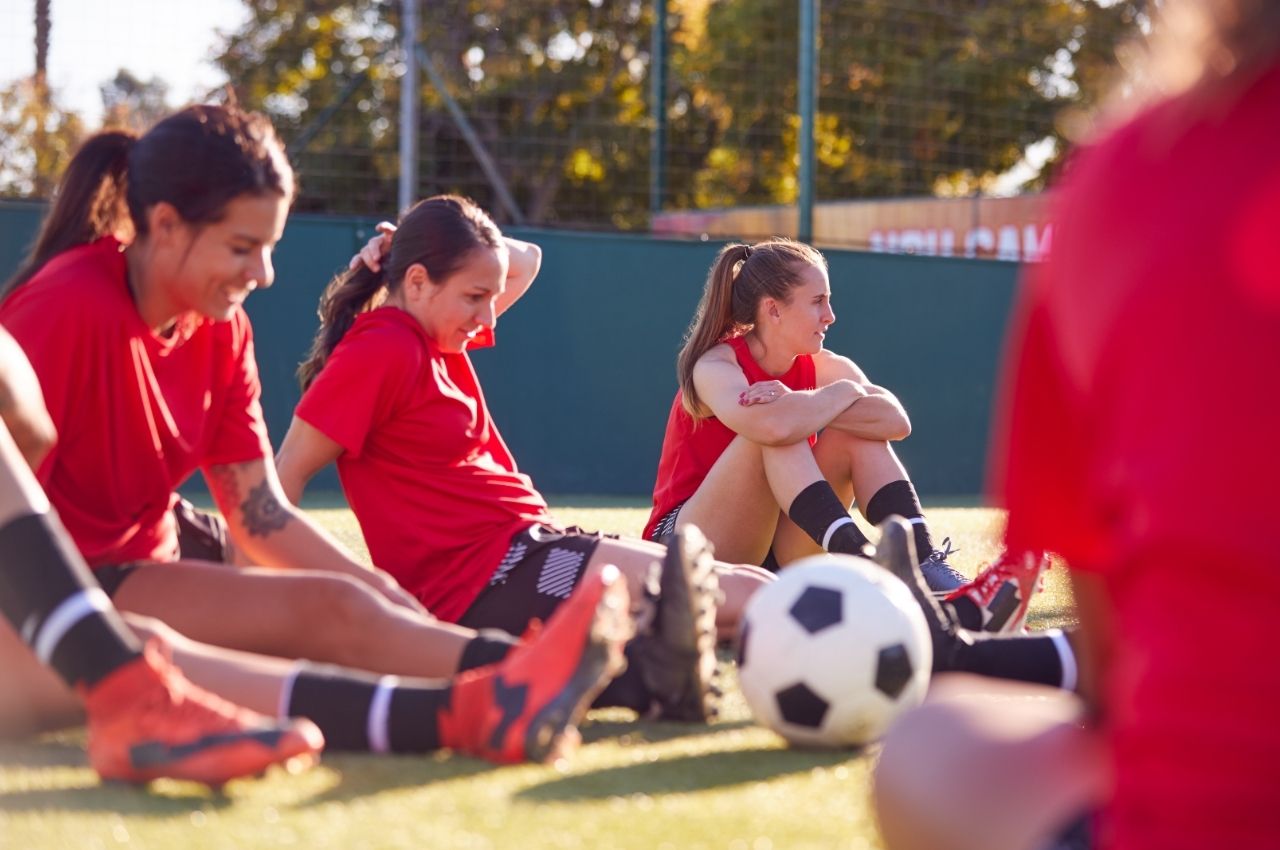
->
[676,238,826,418]
[298,195,504,390]
[4,104,293,298]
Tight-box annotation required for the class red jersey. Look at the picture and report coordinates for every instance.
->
[0,237,272,566]
[644,335,817,539]
[991,62,1280,850]
[295,307,552,621]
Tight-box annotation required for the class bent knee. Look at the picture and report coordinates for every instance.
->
[289,573,388,662]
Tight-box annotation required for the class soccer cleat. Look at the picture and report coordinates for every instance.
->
[872,517,972,673]
[82,641,323,786]
[635,525,722,722]
[945,549,1051,633]
[438,564,632,764]
[919,537,968,595]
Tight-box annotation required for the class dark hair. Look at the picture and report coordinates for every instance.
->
[4,104,293,298]
[298,195,504,390]
[676,238,826,418]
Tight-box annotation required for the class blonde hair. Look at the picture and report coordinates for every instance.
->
[676,239,826,418]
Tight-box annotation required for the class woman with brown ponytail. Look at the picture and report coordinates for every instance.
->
[0,105,635,766]
[646,239,990,594]
[278,195,774,722]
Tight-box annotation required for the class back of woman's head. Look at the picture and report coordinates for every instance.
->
[298,195,503,390]
[3,103,292,298]
[677,238,826,417]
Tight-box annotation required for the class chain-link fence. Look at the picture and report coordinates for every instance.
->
[1,0,1144,256]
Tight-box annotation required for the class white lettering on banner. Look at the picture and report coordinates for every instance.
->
[869,225,1049,262]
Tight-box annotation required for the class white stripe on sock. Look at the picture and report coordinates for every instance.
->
[32,588,111,665]
[821,516,855,550]
[1047,629,1077,692]
[908,517,927,525]
[367,675,400,754]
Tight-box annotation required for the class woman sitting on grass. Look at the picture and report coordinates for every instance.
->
[276,196,775,721]
[0,105,633,766]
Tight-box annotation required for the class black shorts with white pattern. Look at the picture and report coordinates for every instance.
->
[456,523,617,636]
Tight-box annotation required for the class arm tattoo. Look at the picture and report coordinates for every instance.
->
[207,461,293,539]
[241,478,292,538]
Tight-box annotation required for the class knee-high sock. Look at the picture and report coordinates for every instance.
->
[788,481,871,556]
[0,512,141,689]
[865,480,935,564]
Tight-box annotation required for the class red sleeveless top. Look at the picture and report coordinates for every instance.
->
[644,335,817,538]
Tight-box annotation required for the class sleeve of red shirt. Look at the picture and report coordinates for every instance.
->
[202,310,274,468]
[295,324,419,459]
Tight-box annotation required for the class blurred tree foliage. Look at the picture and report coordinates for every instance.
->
[203,0,1144,223]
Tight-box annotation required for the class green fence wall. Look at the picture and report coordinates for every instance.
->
[0,203,1019,498]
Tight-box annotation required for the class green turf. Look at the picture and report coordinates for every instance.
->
[0,502,1076,849]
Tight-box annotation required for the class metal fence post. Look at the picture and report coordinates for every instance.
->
[797,0,818,243]
[650,0,669,220]
[399,0,419,214]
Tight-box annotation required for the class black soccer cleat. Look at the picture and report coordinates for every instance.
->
[872,517,972,673]
[635,525,722,722]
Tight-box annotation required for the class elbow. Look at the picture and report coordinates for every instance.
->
[889,413,911,441]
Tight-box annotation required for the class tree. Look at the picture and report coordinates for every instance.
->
[206,0,1143,223]
[100,70,171,133]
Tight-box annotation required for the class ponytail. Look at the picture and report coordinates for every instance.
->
[297,265,389,390]
[677,243,753,417]
[676,238,827,419]
[3,131,136,299]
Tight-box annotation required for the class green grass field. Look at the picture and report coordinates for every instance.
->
[0,500,1076,850]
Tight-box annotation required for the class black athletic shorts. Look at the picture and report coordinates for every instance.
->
[457,523,617,636]
[93,500,232,598]
[648,500,780,571]
[94,563,141,598]
[173,498,231,563]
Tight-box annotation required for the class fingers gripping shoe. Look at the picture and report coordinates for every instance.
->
[919,537,968,595]
[945,550,1051,633]
[636,525,722,722]
[872,517,972,674]
[82,641,323,786]
[439,564,632,764]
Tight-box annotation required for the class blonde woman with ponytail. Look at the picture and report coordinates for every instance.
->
[647,239,985,594]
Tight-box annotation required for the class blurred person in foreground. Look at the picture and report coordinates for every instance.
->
[873,1,1280,848]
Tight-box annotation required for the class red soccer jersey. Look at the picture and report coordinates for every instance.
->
[0,237,272,566]
[644,335,817,539]
[295,307,552,621]
[990,62,1280,850]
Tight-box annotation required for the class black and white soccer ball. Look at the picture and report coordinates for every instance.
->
[736,553,932,748]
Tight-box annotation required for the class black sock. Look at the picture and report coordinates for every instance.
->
[948,630,1076,690]
[945,597,985,631]
[0,512,141,689]
[787,481,871,556]
[592,641,652,711]
[287,662,450,752]
[865,480,934,563]
[457,629,519,673]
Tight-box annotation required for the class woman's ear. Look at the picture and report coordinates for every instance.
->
[145,202,183,247]
[403,263,430,301]
[761,297,782,323]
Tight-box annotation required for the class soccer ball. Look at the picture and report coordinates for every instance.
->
[736,553,932,748]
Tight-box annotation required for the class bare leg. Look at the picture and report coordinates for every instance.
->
[874,674,1111,850]
[0,617,83,737]
[584,537,770,636]
[112,562,475,678]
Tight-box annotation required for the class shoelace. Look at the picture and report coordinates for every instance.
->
[925,537,958,564]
